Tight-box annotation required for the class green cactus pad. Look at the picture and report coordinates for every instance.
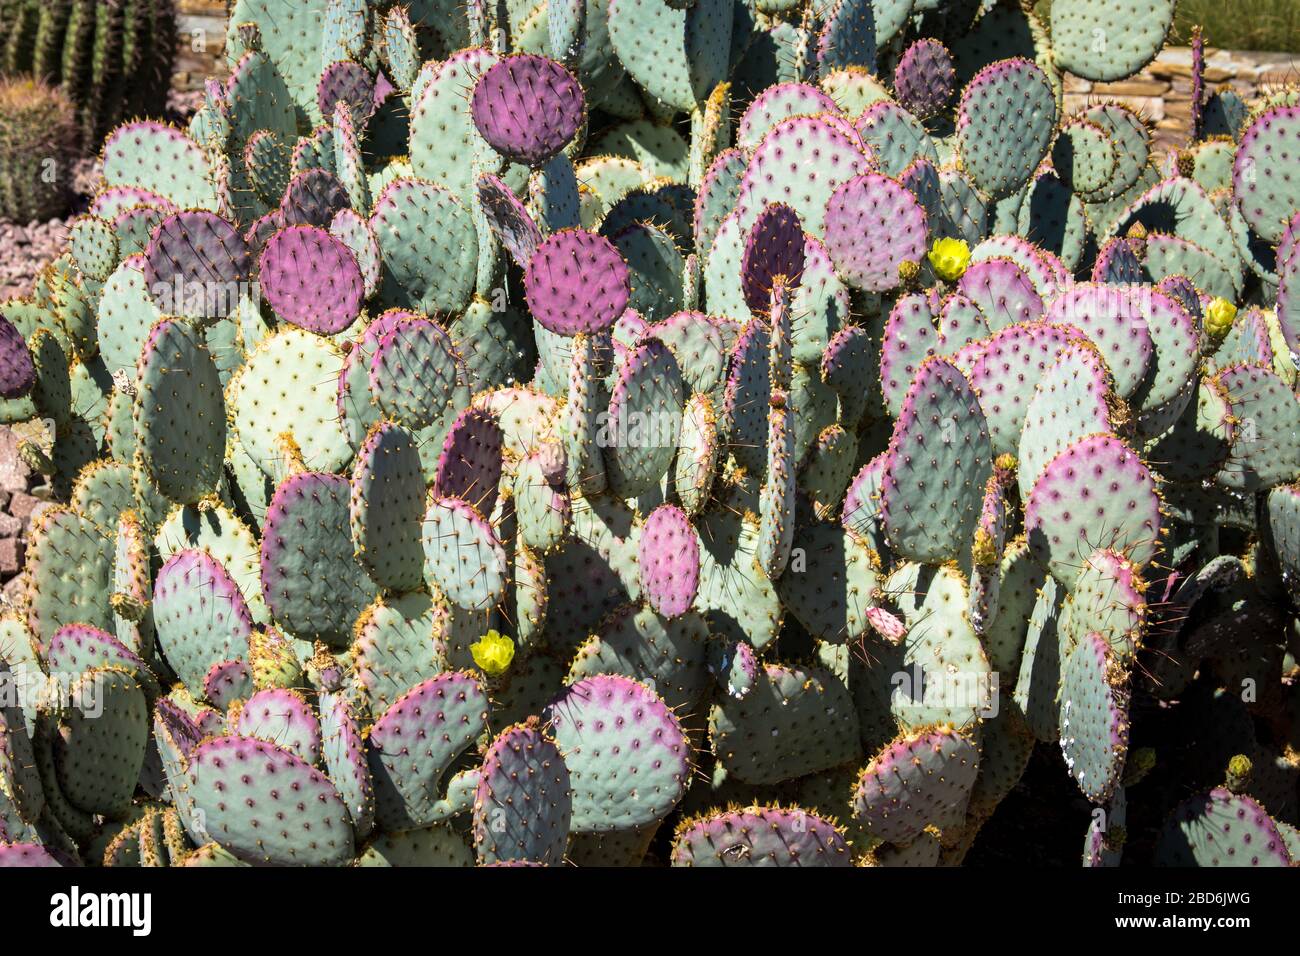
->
[1051,0,1174,81]
[472,722,572,865]
[548,674,690,831]
[229,327,352,479]
[880,356,993,564]
[421,496,508,612]
[1114,177,1243,297]
[349,421,428,593]
[260,471,375,646]
[152,548,254,692]
[1213,364,1300,493]
[603,337,684,498]
[881,561,994,730]
[671,805,851,866]
[1012,574,1064,741]
[773,515,878,643]
[101,121,219,211]
[134,318,225,505]
[956,58,1056,200]
[852,726,979,844]
[371,178,478,315]
[568,603,709,713]
[352,591,445,717]
[1155,788,1291,867]
[710,661,859,785]
[1058,630,1130,803]
[1018,341,1119,494]
[368,316,467,433]
[96,255,161,380]
[188,734,354,865]
[55,666,148,816]
[1025,433,1161,590]
[607,0,731,114]
[24,506,114,646]
[369,671,489,831]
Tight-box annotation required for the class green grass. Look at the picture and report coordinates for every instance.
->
[1033,0,1300,54]
[1170,0,1300,51]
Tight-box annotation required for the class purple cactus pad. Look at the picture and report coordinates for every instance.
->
[823,173,928,292]
[0,314,35,399]
[259,225,365,334]
[144,210,250,318]
[476,173,544,269]
[741,203,806,314]
[318,60,378,128]
[894,38,956,120]
[638,503,701,619]
[524,228,630,335]
[434,406,505,516]
[471,54,585,167]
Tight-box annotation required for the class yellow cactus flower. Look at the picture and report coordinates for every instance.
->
[927,237,970,283]
[1205,297,1237,339]
[471,629,515,677]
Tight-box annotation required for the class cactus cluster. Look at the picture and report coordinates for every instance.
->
[0,0,176,148]
[1,0,1299,868]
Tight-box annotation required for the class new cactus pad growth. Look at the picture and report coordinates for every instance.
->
[0,0,1297,871]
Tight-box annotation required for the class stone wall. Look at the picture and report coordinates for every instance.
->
[173,0,232,92]
[1064,46,1300,153]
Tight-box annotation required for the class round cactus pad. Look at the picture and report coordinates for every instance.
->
[187,735,354,865]
[603,338,684,498]
[144,211,250,319]
[471,54,585,167]
[1155,789,1291,867]
[368,316,464,432]
[258,225,364,334]
[524,229,631,336]
[230,328,351,478]
[823,173,928,292]
[852,727,979,844]
[957,59,1057,199]
[233,688,322,764]
[547,675,690,832]
[672,806,850,867]
[1025,433,1162,590]
[1051,0,1176,82]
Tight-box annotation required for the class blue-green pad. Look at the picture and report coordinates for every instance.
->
[547,674,690,832]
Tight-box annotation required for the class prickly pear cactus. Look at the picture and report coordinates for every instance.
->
[1,0,1297,870]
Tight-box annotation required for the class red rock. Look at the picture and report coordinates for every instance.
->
[0,539,24,576]
[8,492,50,528]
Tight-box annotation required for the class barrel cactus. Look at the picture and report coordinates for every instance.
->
[0,76,78,220]
[0,0,1298,870]
[0,0,176,146]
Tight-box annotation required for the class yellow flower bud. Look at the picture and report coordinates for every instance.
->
[471,629,515,677]
[1205,297,1237,339]
[927,237,970,283]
